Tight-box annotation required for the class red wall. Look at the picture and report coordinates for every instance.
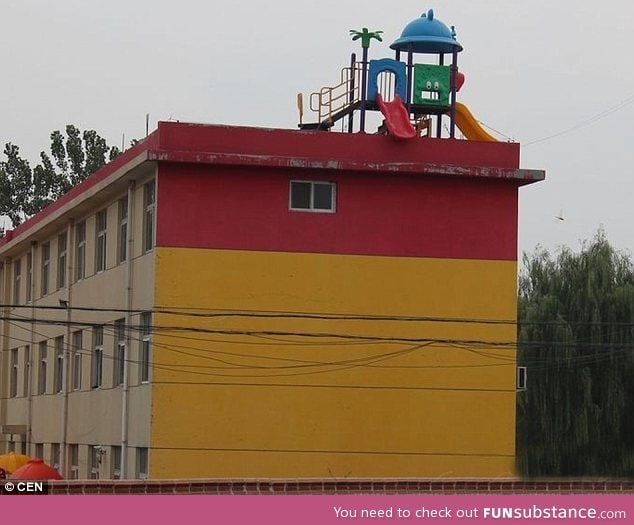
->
[155,122,521,170]
[156,164,518,261]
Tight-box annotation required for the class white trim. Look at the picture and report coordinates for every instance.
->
[517,366,527,391]
[0,151,149,258]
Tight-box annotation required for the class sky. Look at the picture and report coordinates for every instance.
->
[1,0,633,259]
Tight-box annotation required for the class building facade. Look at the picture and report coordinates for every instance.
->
[0,122,543,479]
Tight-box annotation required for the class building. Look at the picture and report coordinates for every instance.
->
[0,120,543,479]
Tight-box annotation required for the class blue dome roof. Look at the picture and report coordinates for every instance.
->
[390,9,463,54]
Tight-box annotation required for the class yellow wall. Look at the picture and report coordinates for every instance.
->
[151,247,517,478]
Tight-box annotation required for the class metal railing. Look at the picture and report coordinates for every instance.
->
[308,62,363,123]
[299,62,401,126]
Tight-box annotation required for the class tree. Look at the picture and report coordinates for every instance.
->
[517,231,634,477]
[0,125,120,227]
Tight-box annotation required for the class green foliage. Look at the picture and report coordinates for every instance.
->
[0,126,120,227]
[0,143,34,226]
[517,230,634,477]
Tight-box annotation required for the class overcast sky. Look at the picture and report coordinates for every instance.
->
[2,0,633,259]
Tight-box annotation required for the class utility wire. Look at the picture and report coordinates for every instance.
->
[523,92,634,147]
[5,302,634,329]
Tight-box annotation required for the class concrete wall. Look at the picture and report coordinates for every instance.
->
[0,169,156,479]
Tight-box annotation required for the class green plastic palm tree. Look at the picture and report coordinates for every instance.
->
[349,28,383,132]
[349,28,383,49]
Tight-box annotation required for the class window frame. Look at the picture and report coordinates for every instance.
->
[54,335,64,394]
[13,258,21,305]
[10,348,18,398]
[118,197,128,263]
[23,345,30,397]
[69,444,79,479]
[38,340,48,395]
[89,445,101,479]
[143,180,156,253]
[57,232,67,289]
[26,253,32,303]
[41,242,50,296]
[75,221,86,282]
[111,445,122,480]
[517,366,527,391]
[114,318,126,386]
[51,443,61,472]
[95,209,107,273]
[140,312,152,383]
[71,330,82,391]
[137,447,149,480]
[91,326,104,389]
[289,180,337,213]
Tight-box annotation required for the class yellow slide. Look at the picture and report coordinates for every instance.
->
[454,102,497,142]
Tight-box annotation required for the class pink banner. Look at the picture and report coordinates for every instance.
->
[0,494,631,524]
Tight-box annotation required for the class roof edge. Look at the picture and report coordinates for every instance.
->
[0,138,153,252]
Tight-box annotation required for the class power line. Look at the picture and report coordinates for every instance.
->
[3,306,634,391]
[150,379,515,394]
[148,444,514,458]
[523,92,634,147]
[27,439,513,459]
[5,302,634,329]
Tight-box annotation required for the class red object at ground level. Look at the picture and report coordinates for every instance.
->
[376,93,416,140]
[10,459,63,480]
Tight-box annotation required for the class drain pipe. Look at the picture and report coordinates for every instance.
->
[27,242,36,455]
[0,260,9,446]
[60,220,73,478]
[120,180,135,478]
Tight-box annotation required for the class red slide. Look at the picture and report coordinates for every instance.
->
[376,93,416,140]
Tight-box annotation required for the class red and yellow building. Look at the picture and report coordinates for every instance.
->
[0,121,543,479]
[150,122,543,478]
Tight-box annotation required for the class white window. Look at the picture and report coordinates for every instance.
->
[114,319,126,386]
[69,444,79,479]
[38,340,48,395]
[92,326,104,388]
[34,443,44,460]
[517,366,527,391]
[54,336,64,393]
[140,312,152,383]
[118,198,128,263]
[111,446,122,480]
[10,348,18,398]
[23,345,30,397]
[57,233,67,289]
[72,331,82,390]
[143,180,156,253]
[13,258,21,304]
[50,443,61,472]
[95,209,107,273]
[137,447,148,480]
[289,180,336,212]
[75,221,86,281]
[90,445,101,479]
[41,242,50,296]
[26,253,32,303]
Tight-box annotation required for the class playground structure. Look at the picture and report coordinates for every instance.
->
[297,9,497,142]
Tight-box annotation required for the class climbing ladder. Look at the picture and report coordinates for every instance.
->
[298,61,362,129]
[298,59,403,131]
